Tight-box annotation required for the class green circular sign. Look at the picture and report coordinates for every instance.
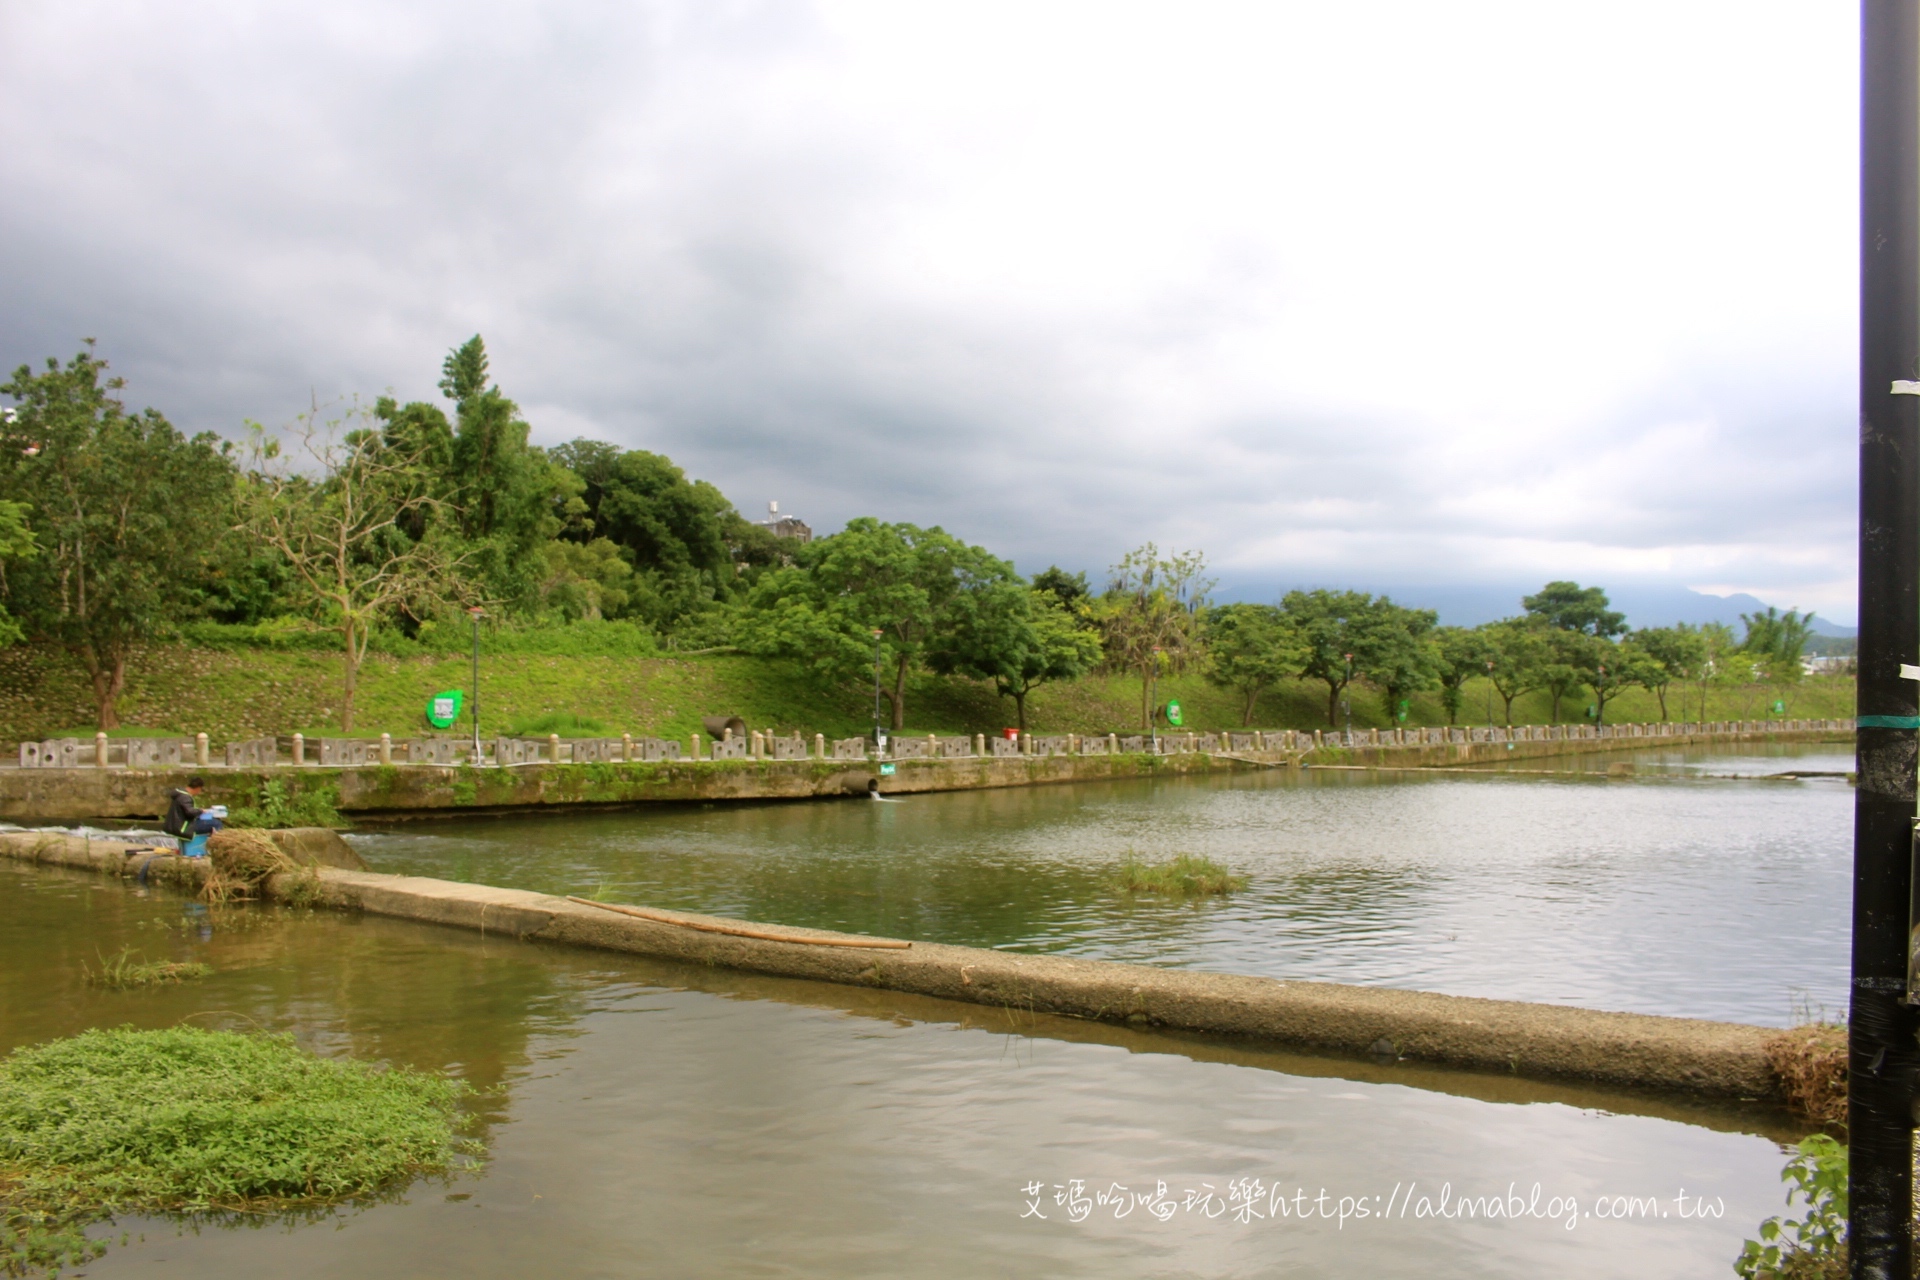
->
[1163,700,1184,727]
[426,689,464,730]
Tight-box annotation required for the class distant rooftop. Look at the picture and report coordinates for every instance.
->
[760,500,811,543]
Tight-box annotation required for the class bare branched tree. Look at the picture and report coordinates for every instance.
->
[1094,543,1213,731]
[238,400,473,732]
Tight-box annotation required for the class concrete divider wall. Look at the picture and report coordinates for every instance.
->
[0,830,1779,1104]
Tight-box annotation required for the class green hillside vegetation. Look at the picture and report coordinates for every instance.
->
[0,338,1850,744]
[0,641,1853,745]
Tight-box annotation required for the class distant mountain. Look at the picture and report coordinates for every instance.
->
[1210,579,1855,636]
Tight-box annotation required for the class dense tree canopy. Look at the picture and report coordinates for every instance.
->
[0,345,232,726]
[1205,603,1306,726]
[739,519,1021,731]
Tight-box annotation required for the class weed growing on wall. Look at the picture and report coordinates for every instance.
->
[224,777,344,830]
[1734,1134,1847,1279]
[0,1027,474,1277]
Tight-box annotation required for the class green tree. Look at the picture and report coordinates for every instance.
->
[535,538,634,621]
[1569,633,1646,726]
[933,587,1102,732]
[741,518,1019,731]
[1280,589,1429,727]
[1522,581,1627,637]
[0,345,234,727]
[1695,622,1748,720]
[1031,565,1091,609]
[1204,603,1306,726]
[1093,544,1213,731]
[1431,626,1497,725]
[1365,603,1439,725]
[550,438,746,631]
[1536,630,1588,724]
[1480,619,1545,725]
[375,336,580,614]
[1739,606,1815,686]
[238,401,473,732]
[0,499,37,647]
[1625,624,1708,721]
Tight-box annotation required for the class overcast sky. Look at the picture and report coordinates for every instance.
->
[0,2,1860,620]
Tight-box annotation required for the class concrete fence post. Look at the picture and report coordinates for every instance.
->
[690,733,701,760]
[1021,732,1032,756]
[928,733,938,758]
[975,733,987,757]
[1107,733,1119,754]
[95,732,108,768]
[723,727,732,744]
[195,733,210,767]
[623,733,634,762]
[292,733,305,765]
[548,733,562,764]
[814,733,826,759]
[379,733,392,766]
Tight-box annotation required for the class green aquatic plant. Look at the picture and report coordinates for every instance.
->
[1734,1134,1847,1280]
[224,776,345,830]
[1110,852,1246,897]
[81,947,211,989]
[0,1027,474,1277]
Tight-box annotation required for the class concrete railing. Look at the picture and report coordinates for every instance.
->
[9,717,1858,770]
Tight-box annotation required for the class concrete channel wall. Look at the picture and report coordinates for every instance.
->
[0,723,1854,823]
[0,829,1780,1104]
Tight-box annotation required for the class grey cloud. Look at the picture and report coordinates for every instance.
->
[0,1,1859,615]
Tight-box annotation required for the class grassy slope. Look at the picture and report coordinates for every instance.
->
[0,643,1856,743]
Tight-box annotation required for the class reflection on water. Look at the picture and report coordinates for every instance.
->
[355,743,1852,1026]
[0,863,1802,1279]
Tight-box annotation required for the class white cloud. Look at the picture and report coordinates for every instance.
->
[0,0,1861,618]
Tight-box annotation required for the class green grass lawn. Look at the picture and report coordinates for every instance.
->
[0,642,1855,743]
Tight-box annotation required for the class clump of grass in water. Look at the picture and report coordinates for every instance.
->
[0,1027,475,1277]
[81,947,211,989]
[1110,852,1246,897]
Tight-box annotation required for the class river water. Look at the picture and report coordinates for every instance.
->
[356,741,1854,1026]
[0,861,1804,1279]
[0,743,1847,1277]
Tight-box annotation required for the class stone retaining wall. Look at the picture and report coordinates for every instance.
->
[0,725,1854,823]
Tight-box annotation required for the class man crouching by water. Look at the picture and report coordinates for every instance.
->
[163,776,206,853]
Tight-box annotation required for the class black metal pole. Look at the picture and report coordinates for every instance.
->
[1854,6,1920,1274]
[470,608,483,760]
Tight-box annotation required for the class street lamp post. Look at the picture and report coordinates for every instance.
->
[1343,653,1353,746]
[468,606,485,762]
[1150,646,1164,752]
[1485,658,1495,728]
[871,629,885,749]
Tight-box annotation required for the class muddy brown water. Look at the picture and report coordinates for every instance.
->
[1,743,1841,1277]
[353,741,1854,1027]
